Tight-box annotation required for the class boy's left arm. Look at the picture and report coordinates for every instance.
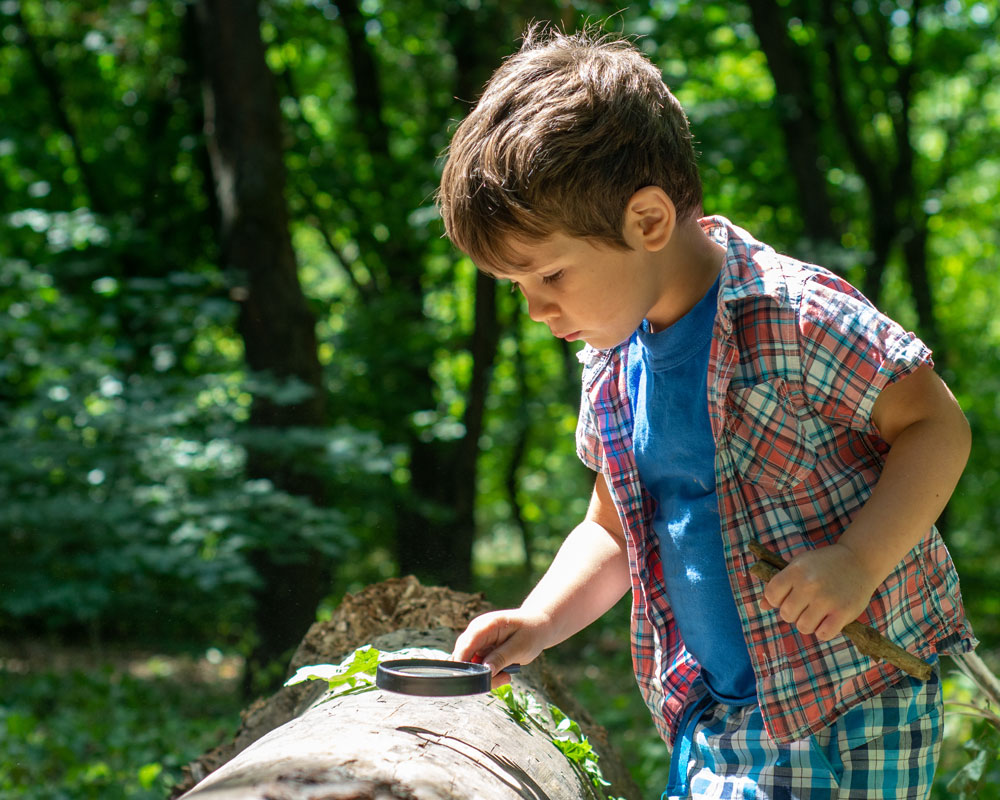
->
[761,365,971,641]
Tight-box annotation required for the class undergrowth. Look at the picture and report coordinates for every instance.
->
[1,628,997,798]
[0,659,241,799]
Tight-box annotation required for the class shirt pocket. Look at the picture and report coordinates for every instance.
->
[724,378,818,492]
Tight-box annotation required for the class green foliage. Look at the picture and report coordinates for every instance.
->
[0,660,242,800]
[0,349,374,640]
[939,656,1000,799]
[947,721,1000,799]
[491,684,622,800]
[549,705,612,791]
[1,0,999,794]
[284,645,381,696]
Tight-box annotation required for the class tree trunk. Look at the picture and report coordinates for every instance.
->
[383,3,511,588]
[174,577,642,800]
[178,648,609,800]
[194,0,331,693]
[397,272,500,589]
[195,0,325,430]
[745,0,839,246]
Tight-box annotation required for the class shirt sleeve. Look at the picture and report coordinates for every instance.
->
[797,273,933,433]
[575,386,607,473]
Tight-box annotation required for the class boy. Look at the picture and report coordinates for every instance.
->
[439,25,976,798]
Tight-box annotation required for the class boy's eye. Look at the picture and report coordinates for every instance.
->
[541,269,565,285]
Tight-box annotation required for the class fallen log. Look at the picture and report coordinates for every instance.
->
[175,576,641,800]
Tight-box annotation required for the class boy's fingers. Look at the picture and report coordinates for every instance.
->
[762,574,792,610]
[483,649,513,675]
[771,585,806,624]
[451,630,479,662]
[814,617,841,642]
[794,605,827,637]
[453,611,527,666]
[452,613,501,661]
[779,601,804,625]
[774,585,823,628]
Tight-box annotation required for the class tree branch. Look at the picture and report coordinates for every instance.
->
[276,66,377,299]
[748,541,933,681]
[746,0,839,243]
[12,8,105,212]
[335,0,390,160]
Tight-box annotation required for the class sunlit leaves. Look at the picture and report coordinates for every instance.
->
[2,0,999,689]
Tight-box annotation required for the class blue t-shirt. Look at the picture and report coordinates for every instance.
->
[627,277,757,705]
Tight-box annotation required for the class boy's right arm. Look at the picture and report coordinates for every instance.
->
[452,472,631,685]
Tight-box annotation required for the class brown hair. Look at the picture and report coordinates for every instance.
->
[438,23,702,273]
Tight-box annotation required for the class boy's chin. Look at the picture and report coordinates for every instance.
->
[581,332,632,350]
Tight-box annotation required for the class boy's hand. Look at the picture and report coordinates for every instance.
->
[452,609,550,688]
[759,543,880,642]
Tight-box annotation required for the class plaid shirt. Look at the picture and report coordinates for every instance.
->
[575,216,976,745]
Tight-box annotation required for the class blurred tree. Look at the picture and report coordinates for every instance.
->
[268,0,570,589]
[746,0,999,360]
[743,0,840,246]
[0,1,363,675]
[2,0,997,681]
[193,0,342,693]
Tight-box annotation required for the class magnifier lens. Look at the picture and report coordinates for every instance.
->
[376,658,492,696]
[396,666,463,677]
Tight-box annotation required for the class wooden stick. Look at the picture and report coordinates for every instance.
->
[748,540,932,681]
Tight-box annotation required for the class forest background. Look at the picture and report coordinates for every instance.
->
[1,0,999,797]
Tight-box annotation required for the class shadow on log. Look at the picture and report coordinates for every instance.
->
[174,576,642,800]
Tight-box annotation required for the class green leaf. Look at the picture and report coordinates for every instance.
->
[947,748,989,794]
[4,712,37,738]
[283,645,381,694]
[493,687,615,797]
[138,762,163,789]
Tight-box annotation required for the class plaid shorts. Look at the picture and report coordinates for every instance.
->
[663,666,942,799]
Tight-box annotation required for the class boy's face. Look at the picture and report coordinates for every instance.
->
[494,232,666,351]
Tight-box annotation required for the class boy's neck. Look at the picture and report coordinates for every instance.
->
[644,216,726,334]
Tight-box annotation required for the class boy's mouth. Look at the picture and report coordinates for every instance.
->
[553,330,581,342]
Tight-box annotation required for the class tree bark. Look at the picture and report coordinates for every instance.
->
[745,0,839,246]
[174,577,642,800]
[397,272,500,589]
[388,2,514,588]
[194,0,331,693]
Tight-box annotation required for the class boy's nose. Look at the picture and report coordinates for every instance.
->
[525,292,557,323]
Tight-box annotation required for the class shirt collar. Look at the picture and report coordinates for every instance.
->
[704,215,790,309]
[577,215,789,367]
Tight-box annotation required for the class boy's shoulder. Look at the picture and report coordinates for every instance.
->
[710,216,857,312]
[577,216,875,372]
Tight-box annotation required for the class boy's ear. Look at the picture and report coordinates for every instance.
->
[624,186,675,252]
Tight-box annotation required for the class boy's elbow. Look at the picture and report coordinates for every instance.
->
[955,406,972,466]
[941,375,972,463]
[936,386,972,475]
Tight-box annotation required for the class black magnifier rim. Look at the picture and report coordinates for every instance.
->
[376,658,492,696]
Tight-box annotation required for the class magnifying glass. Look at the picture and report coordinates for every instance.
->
[375,658,521,697]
